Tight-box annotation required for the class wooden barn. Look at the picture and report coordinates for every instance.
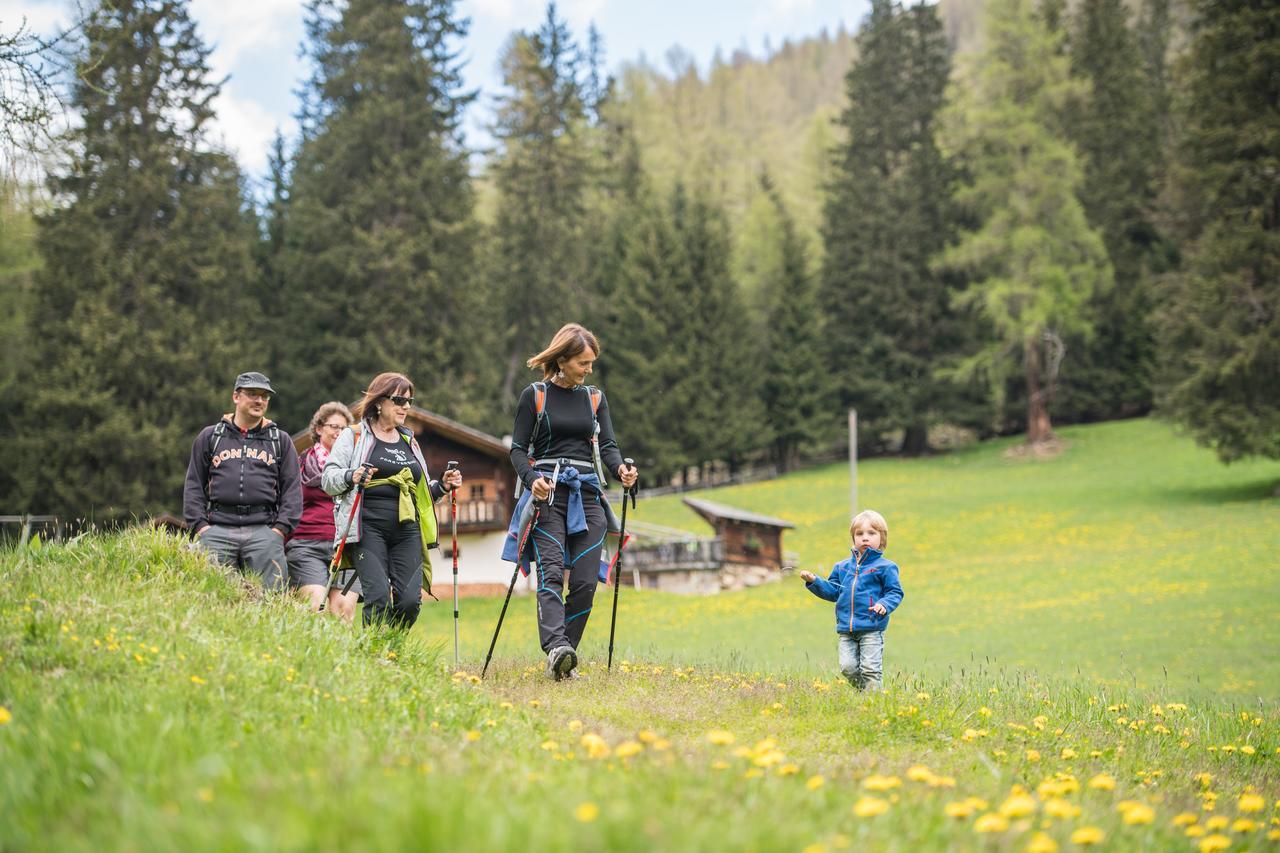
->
[293,406,522,596]
[621,497,795,594]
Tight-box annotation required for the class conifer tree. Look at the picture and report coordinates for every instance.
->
[939,0,1112,445]
[280,0,481,426]
[758,174,825,471]
[489,2,594,406]
[1056,0,1166,421]
[1156,0,1279,463]
[17,0,257,520]
[822,0,971,454]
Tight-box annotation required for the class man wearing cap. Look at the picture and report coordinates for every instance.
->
[183,372,302,591]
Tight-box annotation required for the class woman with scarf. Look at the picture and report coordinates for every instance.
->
[323,372,462,629]
[287,401,359,620]
[507,323,639,680]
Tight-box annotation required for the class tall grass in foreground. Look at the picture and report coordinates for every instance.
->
[2,527,1276,851]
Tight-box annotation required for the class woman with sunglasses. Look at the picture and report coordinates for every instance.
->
[287,401,359,620]
[322,372,462,629]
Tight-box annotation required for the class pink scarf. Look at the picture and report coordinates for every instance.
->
[301,442,329,488]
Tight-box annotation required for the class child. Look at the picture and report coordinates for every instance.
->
[800,509,904,691]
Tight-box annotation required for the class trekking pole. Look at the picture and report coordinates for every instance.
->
[607,458,637,671]
[482,498,544,679]
[320,473,366,612]
[446,461,460,670]
[338,466,374,598]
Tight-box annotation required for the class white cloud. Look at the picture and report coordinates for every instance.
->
[207,90,293,179]
[0,0,73,37]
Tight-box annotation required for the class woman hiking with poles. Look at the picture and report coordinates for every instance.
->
[322,372,462,629]
[505,324,638,680]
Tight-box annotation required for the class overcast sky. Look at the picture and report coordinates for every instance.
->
[4,0,868,188]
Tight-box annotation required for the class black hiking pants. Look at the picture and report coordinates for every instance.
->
[351,513,422,629]
[531,487,607,654]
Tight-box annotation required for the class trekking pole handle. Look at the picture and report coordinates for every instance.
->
[622,457,637,507]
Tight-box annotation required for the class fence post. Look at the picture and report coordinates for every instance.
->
[848,408,858,517]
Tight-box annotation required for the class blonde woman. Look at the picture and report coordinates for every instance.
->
[287,401,359,620]
[505,323,638,679]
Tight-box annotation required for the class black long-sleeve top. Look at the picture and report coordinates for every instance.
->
[509,382,625,490]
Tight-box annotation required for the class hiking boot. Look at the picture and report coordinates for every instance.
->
[547,645,577,681]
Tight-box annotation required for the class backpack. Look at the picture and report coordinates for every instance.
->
[207,419,284,503]
[528,381,607,485]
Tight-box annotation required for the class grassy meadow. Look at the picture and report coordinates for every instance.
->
[2,417,1278,851]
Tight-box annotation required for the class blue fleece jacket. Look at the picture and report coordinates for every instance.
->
[805,548,904,634]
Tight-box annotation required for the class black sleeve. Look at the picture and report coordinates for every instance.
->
[509,384,540,489]
[596,390,626,476]
[182,427,213,533]
[274,433,303,535]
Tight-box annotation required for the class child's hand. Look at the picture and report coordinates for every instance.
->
[869,602,887,615]
[799,570,816,583]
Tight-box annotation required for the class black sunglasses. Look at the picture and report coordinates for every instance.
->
[387,394,414,407]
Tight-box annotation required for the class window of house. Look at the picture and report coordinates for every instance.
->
[469,483,485,500]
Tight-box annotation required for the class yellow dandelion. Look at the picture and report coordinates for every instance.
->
[1122,804,1155,825]
[1027,831,1059,853]
[580,733,610,759]
[1087,773,1116,791]
[466,730,481,742]
[189,675,206,685]
[1187,825,1207,838]
[567,719,582,731]
[1231,819,1258,833]
[636,730,658,744]
[1240,745,1255,756]
[1268,830,1280,842]
[1026,749,1042,762]
[743,768,764,780]
[1173,813,1200,826]
[1060,748,1076,760]
[853,797,890,818]
[753,749,786,768]
[1197,834,1231,852]
[614,741,643,759]
[806,775,825,791]
[1196,773,1214,787]
[906,765,936,783]
[1206,816,1229,831]
[945,801,976,819]
[197,788,214,803]
[974,813,1010,833]
[1044,798,1081,819]
[1069,826,1105,845]
[540,740,559,751]
[930,775,957,788]
[1000,793,1038,819]
[574,802,599,823]
[862,774,901,791]
[705,730,735,746]
[1238,794,1265,813]
[778,763,801,777]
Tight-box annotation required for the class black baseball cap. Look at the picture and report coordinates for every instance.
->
[234,371,276,394]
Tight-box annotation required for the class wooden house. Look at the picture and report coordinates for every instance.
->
[621,497,795,594]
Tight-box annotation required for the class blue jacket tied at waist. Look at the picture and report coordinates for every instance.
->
[502,466,603,574]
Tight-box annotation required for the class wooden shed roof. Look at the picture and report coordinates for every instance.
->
[682,497,795,530]
[293,406,508,459]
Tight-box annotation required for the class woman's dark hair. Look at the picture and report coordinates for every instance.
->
[352,372,414,423]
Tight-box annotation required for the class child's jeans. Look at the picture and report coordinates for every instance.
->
[838,630,884,691]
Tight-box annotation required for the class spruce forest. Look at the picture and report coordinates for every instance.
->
[1,0,1277,522]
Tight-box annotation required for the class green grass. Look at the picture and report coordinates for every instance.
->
[429,418,1278,701]
[2,417,1278,851]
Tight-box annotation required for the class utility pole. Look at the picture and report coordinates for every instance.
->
[848,408,858,516]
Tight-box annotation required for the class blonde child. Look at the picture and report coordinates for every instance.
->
[800,510,904,690]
